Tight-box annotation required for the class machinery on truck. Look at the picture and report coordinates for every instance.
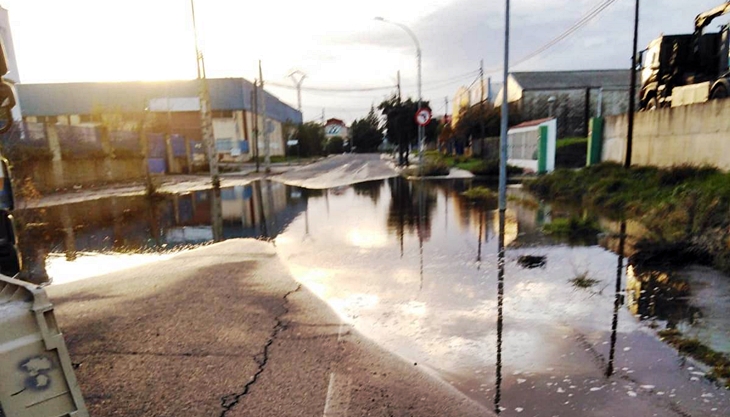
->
[639,2,730,109]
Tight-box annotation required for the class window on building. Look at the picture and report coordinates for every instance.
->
[216,138,234,152]
[212,110,233,119]
[38,116,58,124]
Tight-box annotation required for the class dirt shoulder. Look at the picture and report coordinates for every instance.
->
[47,240,492,417]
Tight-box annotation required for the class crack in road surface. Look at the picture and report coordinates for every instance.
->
[219,284,302,417]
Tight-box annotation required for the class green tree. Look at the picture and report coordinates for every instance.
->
[295,122,326,157]
[449,103,522,155]
[350,107,384,153]
[378,95,438,166]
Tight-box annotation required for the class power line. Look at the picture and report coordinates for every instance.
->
[511,0,618,68]
[268,82,394,93]
[267,69,480,95]
[485,0,618,74]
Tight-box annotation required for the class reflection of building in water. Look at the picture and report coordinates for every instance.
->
[15,182,307,284]
[489,210,519,246]
[165,182,306,242]
[625,265,700,327]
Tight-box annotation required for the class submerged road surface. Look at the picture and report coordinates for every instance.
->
[274,154,399,189]
[47,240,490,416]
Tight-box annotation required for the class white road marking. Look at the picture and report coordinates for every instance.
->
[337,322,347,342]
[323,372,352,417]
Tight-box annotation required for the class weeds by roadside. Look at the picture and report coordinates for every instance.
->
[658,328,730,389]
[461,187,498,204]
[526,163,730,274]
[569,271,600,289]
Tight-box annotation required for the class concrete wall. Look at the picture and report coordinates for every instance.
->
[13,158,145,193]
[602,99,730,170]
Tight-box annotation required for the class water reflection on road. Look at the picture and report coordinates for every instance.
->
[16,181,311,285]
[16,178,730,415]
[275,178,729,416]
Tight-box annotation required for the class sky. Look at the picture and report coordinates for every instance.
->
[1,0,727,123]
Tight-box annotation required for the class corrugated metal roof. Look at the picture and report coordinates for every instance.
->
[16,78,302,123]
[511,70,630,90]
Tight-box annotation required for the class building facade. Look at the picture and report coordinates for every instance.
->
[324,118,348,140]
[17,78,302,161]
[495,70,630,138]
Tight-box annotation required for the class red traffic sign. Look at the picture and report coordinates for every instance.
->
[415,108,432,126]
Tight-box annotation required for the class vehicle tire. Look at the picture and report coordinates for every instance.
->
[645,97,658,111]
[711,85,728,100]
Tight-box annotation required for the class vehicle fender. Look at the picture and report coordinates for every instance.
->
[710,78,730,95]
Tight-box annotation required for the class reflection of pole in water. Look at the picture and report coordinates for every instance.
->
[477,210,484,267]
[606,221,627,377]
[325,188,330,218]
[494,209,506,414]
[396,179,404,259]
[254,181,269,239]
[59,205,77,261]
[211,185,223,242]
[265,181,277,243]
[444,188,449,233]
[110,197,126,250]
[418,180,425,292]
[304,202,310,238]
[145,197,163,249]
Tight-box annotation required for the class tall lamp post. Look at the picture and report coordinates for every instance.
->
[375,17,423,174]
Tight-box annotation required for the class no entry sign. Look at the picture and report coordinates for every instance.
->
[415,108,432,126]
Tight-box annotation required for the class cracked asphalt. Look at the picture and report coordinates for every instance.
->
[47,240,491,416]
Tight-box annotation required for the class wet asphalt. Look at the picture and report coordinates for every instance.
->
[47,240,491,416]
[274,154,399,189]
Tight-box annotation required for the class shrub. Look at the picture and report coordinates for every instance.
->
[325,137,344,155]
[461,187,498,204]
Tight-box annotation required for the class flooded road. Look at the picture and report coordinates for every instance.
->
[17,178,730,415]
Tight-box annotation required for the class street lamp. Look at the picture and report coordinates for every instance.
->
[375,17,424,174]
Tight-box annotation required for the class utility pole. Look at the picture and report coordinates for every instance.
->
[251,80,260,173]
[288,70,306,113]
[626,0,640,168]
[397,70,402,101]
[444,97,448,118]
[321,109,325,124]
[259,61,270,172]
[499,0,510,214]
[190,0,219,187]
[479,60,486,142]
[487,77,493,102]
[480,60,486,103]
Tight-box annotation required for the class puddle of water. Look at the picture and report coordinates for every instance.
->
[16,177,730,415]
[273,178,730,415]
[15,181,311,285]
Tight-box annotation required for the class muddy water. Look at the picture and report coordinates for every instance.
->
[16,178,730,415]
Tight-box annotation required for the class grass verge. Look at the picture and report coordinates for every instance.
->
[526,162,730,273]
